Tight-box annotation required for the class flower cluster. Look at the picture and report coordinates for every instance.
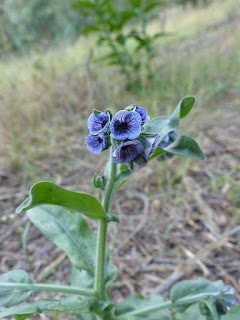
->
[86,106,160,170]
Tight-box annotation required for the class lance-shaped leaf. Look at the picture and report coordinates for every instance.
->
[143,96,196,137]
[171,278,227,313]
[0,296,100,319]
[0,270,32,308]
[16,182,107,220]
[150,135,205,161]
[27,205,96,274]
[115,294,170,318]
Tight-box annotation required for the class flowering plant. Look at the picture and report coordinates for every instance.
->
[0,96,238,320]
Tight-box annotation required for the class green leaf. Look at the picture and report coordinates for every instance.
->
[150,135,205,161]
[0,296,99,318]
[70,257,117,290]
[115,169,133,190]
[170,278,225,313]
[71,267,94,290]
[0,270,32,308]
[199,296,220,320]
[27,205,96,274]
[163,135,205,160]
[222,306,240,320]
[115,294,170,318]
[173,304,205,320]
[143,96,196,138]
[143,116,169,135]
[179,96,196,119]
[16,181,107,220]
[82,25,100,35]
[14,314,33,320]
[72,1,96,9]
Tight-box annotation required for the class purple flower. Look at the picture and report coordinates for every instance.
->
[142,135,160,160]
[159,134,170,148]
[112,141,144,163]
[86,134,107,155]
[87,112,110,135]
[110,110,142,140]
[134,106,150,123]
[223,287,236,307]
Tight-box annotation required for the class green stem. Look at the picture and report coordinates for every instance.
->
[94,144,117,299]
[115,292,221,318]
[1,283,94,297]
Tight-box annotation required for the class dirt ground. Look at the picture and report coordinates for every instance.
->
[0,105,239,318]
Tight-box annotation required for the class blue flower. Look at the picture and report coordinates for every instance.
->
[86,134,107,155]
[157,131,179,161]
[159,134,170,148]
[87,112,110,135]
[223,287,236,307]
[129,135,159,171]
[112,141,144,163]
[142,135,160,160]
[134,106,150,123]
[110,110,142,140]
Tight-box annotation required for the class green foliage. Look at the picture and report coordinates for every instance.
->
[142,96,205,160]
[0,0,83,54]
[159,135,205,160]
[170,278,232,313]
[0,270,32,308]
[173,304,205,320]
[222,306,240,320]
[115,294,171,319]
[16,181,108,220]
[0,296,102,319]
[72,0,166,89]
[27,205,97,274]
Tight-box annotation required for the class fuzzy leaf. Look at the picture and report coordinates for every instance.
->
[27,205,96,274]
[171,278,225,313]
[173,304,205,320]
[143,96,195,138]
[115,294,170,318]
[16,182,107,220]
[0,296,99,318]
[0,270,32,308]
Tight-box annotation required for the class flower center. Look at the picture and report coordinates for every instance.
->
[97,137,103,143]
[101,119,108,128]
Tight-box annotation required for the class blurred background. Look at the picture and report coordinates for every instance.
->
[0,0,239,316]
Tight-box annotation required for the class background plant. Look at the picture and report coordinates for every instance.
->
[72,0,166,90]
[0,0,83,55]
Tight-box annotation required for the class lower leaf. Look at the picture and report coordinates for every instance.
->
[0,296,99,318]
[0,270,32,308]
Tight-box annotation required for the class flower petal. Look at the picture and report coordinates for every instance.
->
[110,110,142,140]
[86,134,107,155]
[112,141,144,163]
[87,112,110,135]
[134,106,150,123]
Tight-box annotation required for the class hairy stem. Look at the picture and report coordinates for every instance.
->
[94,145,117,299]
[115,291,221,317]
[1,283,94,297]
